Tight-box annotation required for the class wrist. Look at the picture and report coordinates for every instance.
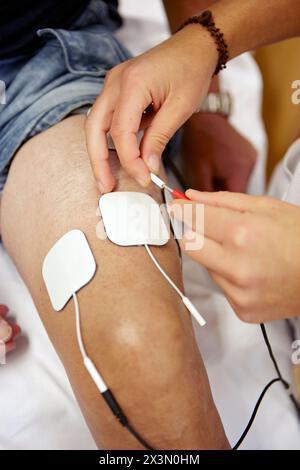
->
[177,10,229,75]
[177,23,219,76]
[208,1,244,60]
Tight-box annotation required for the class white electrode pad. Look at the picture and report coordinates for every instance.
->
[42,229,96,311]
[99,192,170,246]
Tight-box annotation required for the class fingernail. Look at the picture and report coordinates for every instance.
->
[137,176,151,188]
[146,155,160,174]
[97,180,105,194]
[0,319,13,343]
[186,189,206,201]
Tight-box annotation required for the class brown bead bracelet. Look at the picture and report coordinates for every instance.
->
[177,10,229,75]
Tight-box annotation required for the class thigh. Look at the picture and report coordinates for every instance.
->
[1,115,227,449]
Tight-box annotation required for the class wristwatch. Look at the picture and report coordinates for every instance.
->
[195,92,232,117]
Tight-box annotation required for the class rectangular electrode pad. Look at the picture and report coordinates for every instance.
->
[42,229,96,311]
[99,192,170,246]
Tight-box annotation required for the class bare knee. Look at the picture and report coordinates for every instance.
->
[0,115,228,450]
[1,114,161,263]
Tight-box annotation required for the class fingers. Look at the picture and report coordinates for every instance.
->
[141,97,193,175]
[169,199,237,244]
[85,93,116,193]
[186,189,258,212]
[209,270,259,323]
[86,55,194,188]
[110,80,152,186]
[180,230,232,277]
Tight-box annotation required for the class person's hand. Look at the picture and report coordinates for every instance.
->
[85,25,218,193]
[0,304,21,353]
[182,113,257,192]
[170,190,300,323]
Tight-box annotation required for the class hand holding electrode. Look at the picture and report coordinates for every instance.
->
[86,0,300,192]
[85,20,218,192]
[170,190,300,323]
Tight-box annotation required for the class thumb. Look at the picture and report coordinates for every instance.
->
[141,98,192,173]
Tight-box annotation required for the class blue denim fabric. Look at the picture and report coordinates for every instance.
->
[0,0,130,191]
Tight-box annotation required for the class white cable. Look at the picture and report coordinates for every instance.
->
[73,292,87,359]
[72,292,108,393]
[144,245,206,327]
[144,244,183,298]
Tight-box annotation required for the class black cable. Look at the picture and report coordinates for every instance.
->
[102,389,155,450]
[232,378,281,450]
[160,157,300,449]
[260,323,300,419]
[233,325,300,449]
[124,422,154,450]
[260,324,286,383]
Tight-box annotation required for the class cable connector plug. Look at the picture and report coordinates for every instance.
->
[102,389,128,426]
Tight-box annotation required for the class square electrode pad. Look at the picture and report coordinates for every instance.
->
[42,229,96,311]
[99,192,170,246]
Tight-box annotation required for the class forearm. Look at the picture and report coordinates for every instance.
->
[163,0,218,32]
[211,0,300,60]
[164,0,300,109]
[163,1,220,115]
[165,0,300,67]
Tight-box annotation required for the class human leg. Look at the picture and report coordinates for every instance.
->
[1,114,228,449]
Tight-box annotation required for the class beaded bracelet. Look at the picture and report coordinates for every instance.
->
[177,10,229,75]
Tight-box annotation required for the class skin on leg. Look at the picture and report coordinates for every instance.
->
[1,115,229,450]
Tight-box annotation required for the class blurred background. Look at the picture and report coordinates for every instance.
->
[256,38,300,178]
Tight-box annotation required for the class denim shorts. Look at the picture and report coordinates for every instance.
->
[0,0,130,192]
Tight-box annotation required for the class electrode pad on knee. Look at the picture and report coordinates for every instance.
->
[42,227,154,449]
[42,229,96,311]
[99,191,206,327]
[99,192,170,246]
